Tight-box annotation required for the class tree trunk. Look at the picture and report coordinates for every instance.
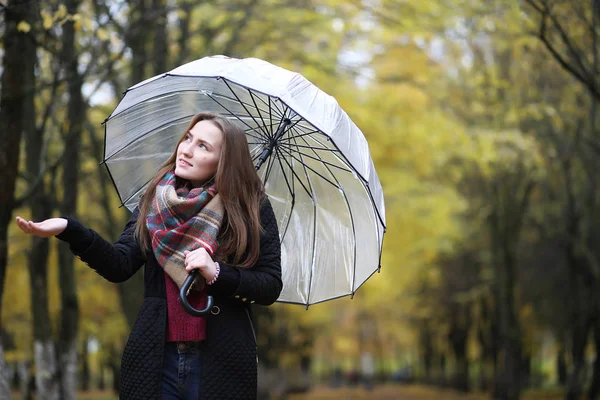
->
[28,204,57,400]
[20,6,59,397]
[492,244,522,400]
[110,345,121,394]
[419,321,434,383]
[0,344,8,397]
[151,0,168,74]
[588,315,600,400]
[0,1,38,397]
[566,322,591,400]
[521,352,531,389]
[563,195,593,400]
[80,337,90,392]
[33,340,59,400]
[57,1,83,398]
[176,2,193,66]
[557,343,568,386]
[98,361,106,391]
[437,351,446,387]
[565,282,591,400]
[17,361,30,395]
[449,303,470,392]
[127,0,149,85]
[477,295,496,391]
[490,179,527,400]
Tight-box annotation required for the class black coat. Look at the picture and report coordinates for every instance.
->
[57,199,283,400]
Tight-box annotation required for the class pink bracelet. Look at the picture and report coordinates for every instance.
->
[207,262,220,285]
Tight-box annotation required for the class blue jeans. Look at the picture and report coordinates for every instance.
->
[161,342,202,400]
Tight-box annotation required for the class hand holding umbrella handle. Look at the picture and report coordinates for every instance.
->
[179,269,214,316]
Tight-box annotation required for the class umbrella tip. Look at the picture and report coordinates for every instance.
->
[305,304,309,310]
[378,265,382,272]
[351,292,355,299]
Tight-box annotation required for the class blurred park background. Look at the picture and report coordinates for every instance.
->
[1,0,599,399]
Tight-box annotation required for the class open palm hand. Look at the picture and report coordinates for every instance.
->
[15,216,67,238]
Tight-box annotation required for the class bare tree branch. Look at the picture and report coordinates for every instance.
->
[524,0,600,101]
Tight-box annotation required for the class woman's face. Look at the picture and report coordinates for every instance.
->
[174,119,224,187]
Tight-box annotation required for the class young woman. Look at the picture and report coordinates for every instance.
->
[16,112,283,400]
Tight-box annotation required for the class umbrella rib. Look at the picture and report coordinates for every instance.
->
[277,129,323,142]
[272,146,295,201]
[118,175,155,208]
[276,142,338,152]
[300,131,385,229]
[248,89,285,121]
[106,90,199,121]
[203,92,267,134]
[272,147,296,243]
[276,145,314,200]
[219,78,285,121]
[295,135,358,296]
[102,122,122,201]
[207,91,275,116]
[274,147,341,189]
[277,142,353,173]
[377,224,384,273]
[246,89,272,136]
[280,196,295,244]
[108,85,277,128]
[289,122,371,184]
[281,124,336,150]
[291,124,360,176]
[295,130,387,265]
[277,119,320,136]
[278,117,309,143]
[263,142,278,183]
[307,197,317,308]
[104,113,195,160]
[200,91,275,122]
[221,80,275,139]
[268,97,273,137]
[289,132,317,307]
[364,183,387,231]
[291,130,354,172]
[281,116,304,135]
[243,126,270,142]
[274,106,295,137]
[269,102,290,137]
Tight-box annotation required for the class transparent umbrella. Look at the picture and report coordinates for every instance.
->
[103,55,386,314]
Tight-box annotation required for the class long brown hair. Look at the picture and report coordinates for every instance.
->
[135,112,265,268]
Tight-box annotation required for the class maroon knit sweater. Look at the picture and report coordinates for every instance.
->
[165,272,207,342]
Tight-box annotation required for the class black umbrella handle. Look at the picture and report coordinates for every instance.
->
[179,269,214,316]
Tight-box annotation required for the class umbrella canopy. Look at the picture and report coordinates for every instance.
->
[103,55,386,306]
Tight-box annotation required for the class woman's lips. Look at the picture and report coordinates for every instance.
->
[178,159,192,167]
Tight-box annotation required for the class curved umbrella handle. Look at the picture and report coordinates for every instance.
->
[179,269,214,316]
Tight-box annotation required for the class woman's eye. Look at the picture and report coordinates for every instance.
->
[199,143,206,149]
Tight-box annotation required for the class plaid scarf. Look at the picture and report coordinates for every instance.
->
[146,171,223,291]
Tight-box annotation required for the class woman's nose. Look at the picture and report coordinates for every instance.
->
[181,142,193,156]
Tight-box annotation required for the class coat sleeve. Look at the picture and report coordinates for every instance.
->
[208,199,283,306]
[56,208,146,283]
